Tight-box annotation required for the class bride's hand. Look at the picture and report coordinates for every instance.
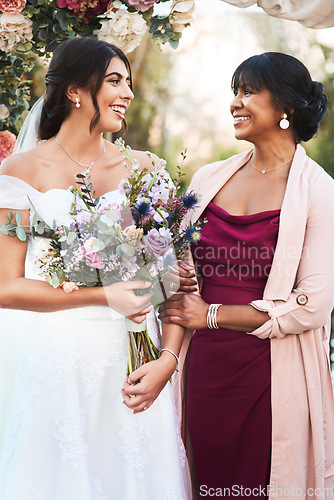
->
[104,280,152,317]
[122,355,177,413]
[126,305,152,324]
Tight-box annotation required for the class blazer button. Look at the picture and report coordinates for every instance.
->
[296,293,308,306]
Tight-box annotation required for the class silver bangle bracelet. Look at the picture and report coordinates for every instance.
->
[159,348,179,372]
[207,303,222,329]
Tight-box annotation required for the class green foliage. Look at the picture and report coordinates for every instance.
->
[0,52,32,133]
[149,15,182,48]
[305,65,334,179]
[0,1,190,135]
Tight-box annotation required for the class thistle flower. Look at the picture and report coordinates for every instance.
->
[185,225,201,243]
[134,198,152,217]
[182,191,199,210]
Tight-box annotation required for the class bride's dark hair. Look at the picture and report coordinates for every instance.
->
[38,37,132,140]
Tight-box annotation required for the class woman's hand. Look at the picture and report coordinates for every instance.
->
[122,355,176,414]
[159,293,209,330]
[104,280,152,317]
[164,261,198,294]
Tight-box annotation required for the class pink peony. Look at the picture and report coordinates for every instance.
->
[0,130,16,164]
[124,0,157,13]
[82,237,105,269]
[0,0,25,14]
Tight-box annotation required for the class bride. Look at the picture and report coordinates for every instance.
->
[0,37,191,499]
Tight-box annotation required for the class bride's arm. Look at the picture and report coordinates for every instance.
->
[122,322,184,413]
[0,208,152,316]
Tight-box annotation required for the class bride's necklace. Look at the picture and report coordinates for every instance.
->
[55,137,105,174]
[250,155,293,174]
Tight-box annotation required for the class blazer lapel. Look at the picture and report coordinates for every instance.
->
[263,144,309,300]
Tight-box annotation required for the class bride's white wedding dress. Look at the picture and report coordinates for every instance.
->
[0,175,191,500]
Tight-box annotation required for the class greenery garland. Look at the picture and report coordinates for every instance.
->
[0,0,194,137]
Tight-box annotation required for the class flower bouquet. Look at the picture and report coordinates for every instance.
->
[0,140,205,375]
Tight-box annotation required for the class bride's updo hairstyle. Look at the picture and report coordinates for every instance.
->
[231,52,327,143]
[38,37,132,140]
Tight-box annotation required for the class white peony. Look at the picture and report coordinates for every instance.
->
[170,0,195,33]
[0,12,32,52]
[95,0,147,54]
[0,104,10,120]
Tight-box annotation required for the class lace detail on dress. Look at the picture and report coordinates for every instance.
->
[93,477,109,500]
[19,312,126,399]
[53,395,88,471]
[163,483,181,500]
[173,398,187,467]
[0,408,20,473]
[29,489,43,500]
[118,413,150,480]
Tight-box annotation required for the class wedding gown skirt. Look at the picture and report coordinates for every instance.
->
[0,178,191,500]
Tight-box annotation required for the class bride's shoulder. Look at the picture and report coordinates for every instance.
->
[131,149,160,173]
[0,151,35,182]
[0,144,46,187]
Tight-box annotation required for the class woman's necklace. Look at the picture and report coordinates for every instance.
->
[55,137,105,174]
[250,155,293,174]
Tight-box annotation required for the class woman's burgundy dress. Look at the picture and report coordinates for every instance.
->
[187,202,280,496]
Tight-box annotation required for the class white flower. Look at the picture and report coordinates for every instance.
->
[0,12,33,52]
[170,0,195,33]
[33,238,53,261]
[0,104,9,120]
[95,1,147,54]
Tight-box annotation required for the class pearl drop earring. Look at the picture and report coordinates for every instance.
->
[75,98,80,109]
[279,113,289,130]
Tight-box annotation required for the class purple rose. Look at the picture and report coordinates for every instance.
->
[143,228,173,259]
[124,0,157,12]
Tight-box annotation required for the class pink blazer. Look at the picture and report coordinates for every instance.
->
[184,144,334,499]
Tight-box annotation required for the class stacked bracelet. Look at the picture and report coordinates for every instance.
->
[159,348,179,372]
[207,303,222,329]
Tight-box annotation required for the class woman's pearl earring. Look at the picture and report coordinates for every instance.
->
[279,113,289,129]
[75,98,80,109]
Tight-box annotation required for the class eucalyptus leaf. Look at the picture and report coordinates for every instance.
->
[119,243,136,258]
[51,276,60,288]
[66,232,77,245]
[90,239,105,252]
[16,227,27,241]
[96,220,109,232]
[15,211,22,226]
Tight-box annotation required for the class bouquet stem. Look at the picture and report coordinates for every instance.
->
[126,327,159,377]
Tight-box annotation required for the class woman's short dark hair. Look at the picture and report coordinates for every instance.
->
[231,52,327,143]
[38,37,132,140]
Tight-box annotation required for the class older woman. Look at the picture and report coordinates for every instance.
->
[160,52,334,499]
